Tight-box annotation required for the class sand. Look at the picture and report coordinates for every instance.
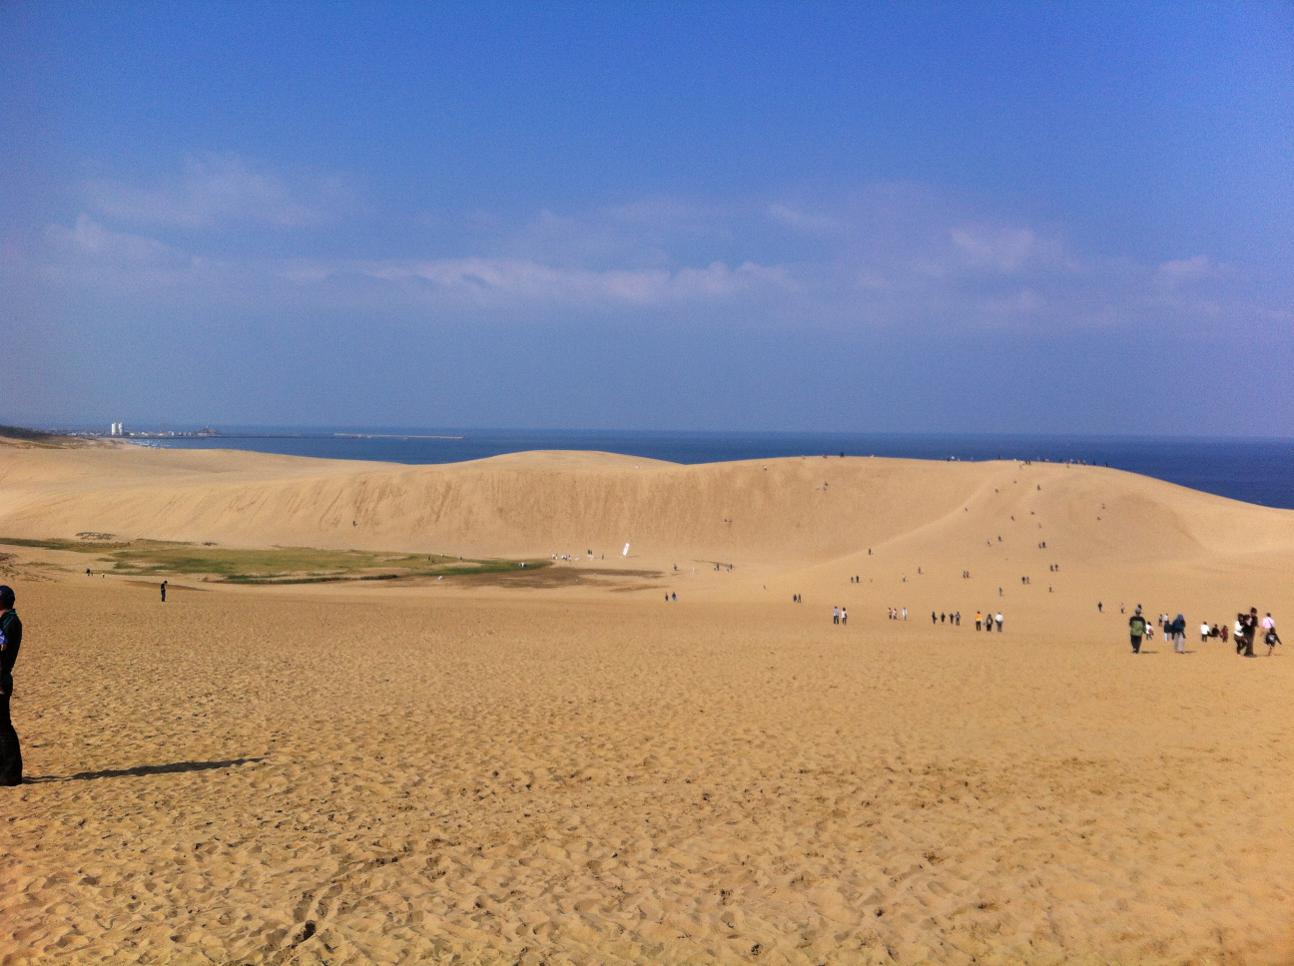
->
[0,437,1290,963]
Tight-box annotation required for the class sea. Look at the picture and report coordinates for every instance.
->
[113,427,1294,511]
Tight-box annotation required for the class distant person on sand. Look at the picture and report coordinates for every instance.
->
[833,606,840,625]
[1200,620,1211,644]
[1097,601,1103,613]
[1128,609,1147,654]
[1169,614,1187,654]
[975,611,983,631]
[995,612,1004,632]
[841,607,848,626]
[0,585,23,786]
[160,580,168,603]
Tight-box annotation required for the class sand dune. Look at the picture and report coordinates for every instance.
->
[3,442,1289,565]
[0,441,1290,963]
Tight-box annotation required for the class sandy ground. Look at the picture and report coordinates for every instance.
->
[0,439,1291,963]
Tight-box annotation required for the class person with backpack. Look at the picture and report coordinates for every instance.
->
[1128,608,1147,654]
[1169,613,1188,654]
[0,585,23,786]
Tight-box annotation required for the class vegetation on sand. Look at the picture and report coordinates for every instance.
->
[0,537,547,585]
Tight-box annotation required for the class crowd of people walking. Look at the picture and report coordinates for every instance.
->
[1127,606,1280,657]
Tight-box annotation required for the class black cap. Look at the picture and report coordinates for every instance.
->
[0,585,13,608]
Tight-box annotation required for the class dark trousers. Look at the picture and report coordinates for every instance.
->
[0,689,21,786]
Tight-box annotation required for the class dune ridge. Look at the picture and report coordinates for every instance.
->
[2,444,1289,567]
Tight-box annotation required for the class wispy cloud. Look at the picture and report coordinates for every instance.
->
[1155,254,1216,290]
[765,202,843,235]
[85,154,345,229]
[949,225,1058,274]
[47,214,179,263]
[315,256,793,308]
[20,165,1279,339]
[39,214,211,291]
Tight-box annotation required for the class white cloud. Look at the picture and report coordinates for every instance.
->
[39,215,213,292]
[766,203,842,235]
[86,154,342,229]
[1155,254,1214,289]
[339,256,793,308]
[949,225,1054,273]
[47,214,179,263]
[22,172,1266,341]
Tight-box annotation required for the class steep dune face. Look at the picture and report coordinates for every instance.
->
[0,445,1290,569]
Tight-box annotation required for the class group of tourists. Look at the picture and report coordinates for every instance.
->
[930,610,962,626]
[1230,609,1281,657]
[1128,607,1280,657]
[974,610,1005,632]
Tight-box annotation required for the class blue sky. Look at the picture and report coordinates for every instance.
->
[3,2,1292,435]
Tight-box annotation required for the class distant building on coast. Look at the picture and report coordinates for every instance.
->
[109,421,124,437]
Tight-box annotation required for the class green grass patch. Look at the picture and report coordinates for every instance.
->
[0,536,133,552]
[2,536,548,584]
[108,543,546,584]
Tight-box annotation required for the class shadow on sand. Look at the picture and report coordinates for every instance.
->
[26,756,266,783]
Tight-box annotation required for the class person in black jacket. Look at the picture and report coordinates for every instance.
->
[0,584,22,786]
[1237,609,1258,658]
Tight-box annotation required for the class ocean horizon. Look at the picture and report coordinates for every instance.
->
[63,425,1294,511]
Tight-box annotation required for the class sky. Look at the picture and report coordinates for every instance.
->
[3,1,1292,436]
